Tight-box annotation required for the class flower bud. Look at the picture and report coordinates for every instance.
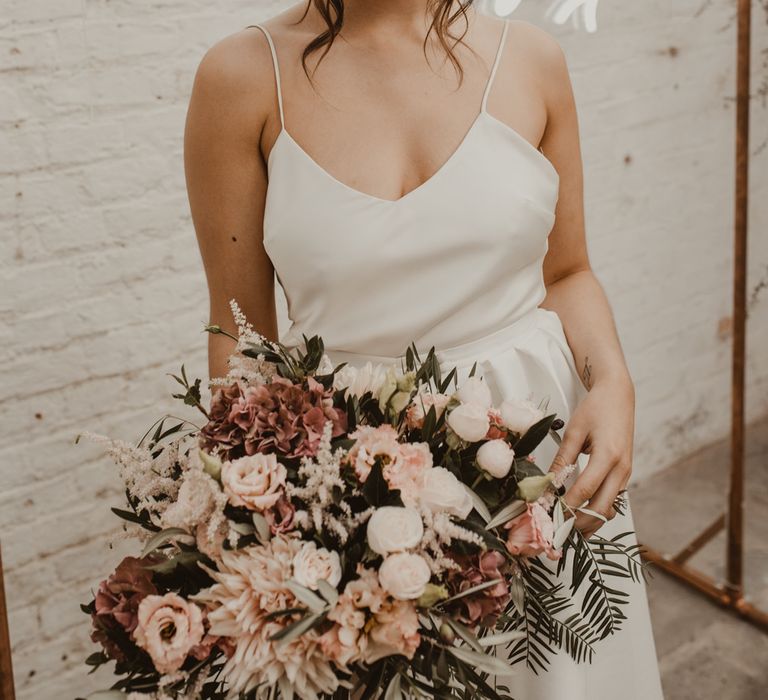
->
[516,474,555,502]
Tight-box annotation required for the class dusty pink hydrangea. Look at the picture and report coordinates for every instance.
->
[90,556,158,662]
[200,376,346,460]
[446,551,511,628]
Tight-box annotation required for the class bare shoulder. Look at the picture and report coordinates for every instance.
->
[188,25,278,137]
[506,20,573,106]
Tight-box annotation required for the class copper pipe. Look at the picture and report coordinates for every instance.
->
[672,513,725,565]
[0,545,16,700]
[642,546,730,605]
[725,0,751,600]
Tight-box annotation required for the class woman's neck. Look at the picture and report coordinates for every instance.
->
[329,0,476,43]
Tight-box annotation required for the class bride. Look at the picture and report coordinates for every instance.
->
[183,1,664,698]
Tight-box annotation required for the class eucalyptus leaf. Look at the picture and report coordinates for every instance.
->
[441,578,503,606]
[447,646,517,677]
[577,506,608,523]
[486,500,526,530]
[463,485,492,523]
[270,612,323,645]
[316,578,339,607]
[140,527,194,558]
[86,692,127,700]
[553,518,576,549]
[384,673,403,700]
[285,580,328,614]
[478,630,527,647]
[252,512,271,543]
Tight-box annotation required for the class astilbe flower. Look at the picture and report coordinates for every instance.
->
[79,432,182,526]
[192,535,339,700]
[446,551,511,628]
[199,376,347,461]
[91,556,159,662]
[288,420,373,544]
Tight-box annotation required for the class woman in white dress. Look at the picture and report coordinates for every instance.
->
[184,1,664,698]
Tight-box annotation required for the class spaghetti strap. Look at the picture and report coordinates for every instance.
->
[481,20,510,113]
[246,24,285,128]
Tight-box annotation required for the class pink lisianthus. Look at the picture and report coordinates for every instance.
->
[505,502,562,561]
[345,425,401,482]
[485,407,507,440]
[383,441,433,498]
[363,599,421,664]
[405,392,451,430]
[345,425,432,498]
[133,593,205,674]
[447,551,511,628]
[200,376,346,460]
[90,556,158,662]
[263,494,297,534]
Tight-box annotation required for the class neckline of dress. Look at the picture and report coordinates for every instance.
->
[266,109,560,206]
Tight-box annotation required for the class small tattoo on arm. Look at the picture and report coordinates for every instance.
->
[582,356,593,390]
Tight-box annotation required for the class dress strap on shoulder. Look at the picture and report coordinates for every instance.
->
[481,20,510,112]
[246,23,285,127]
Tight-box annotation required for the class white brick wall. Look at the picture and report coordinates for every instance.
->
[1,1,766,698]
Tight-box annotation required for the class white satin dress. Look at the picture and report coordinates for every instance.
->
[249,20,664,700]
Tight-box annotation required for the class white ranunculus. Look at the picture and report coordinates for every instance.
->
[333,361,390,399]
[417,467,473,519]
[500,398,545,436]
[476,439,516,479]
[378,552,432,601]
[456,376,493,409]
[447,402,491,442]
[366,506,424,555]
[292,541,342,590]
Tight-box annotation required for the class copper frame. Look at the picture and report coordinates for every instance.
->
[0,544,15,700]
[640,0,768,633]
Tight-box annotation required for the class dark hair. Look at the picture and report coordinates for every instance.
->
[297,0,476,84]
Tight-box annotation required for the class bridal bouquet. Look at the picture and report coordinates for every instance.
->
[77,302,644,700]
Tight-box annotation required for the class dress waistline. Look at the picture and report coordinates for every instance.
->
[325,306,555,370]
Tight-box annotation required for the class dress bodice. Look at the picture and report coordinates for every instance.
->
[250,21,560,358]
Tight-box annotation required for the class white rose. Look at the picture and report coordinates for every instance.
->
[378,552,432,601]
[333,361,389,399]
[417,467,473,519]
[500,398,545,435]
[456,376,493,409]
[447,402,491,442]
[367,506,424,555]
[476,439,516,479]
[292,541,342,590]
[220,453,286,511]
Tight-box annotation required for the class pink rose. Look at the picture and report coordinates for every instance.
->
[133,593,205,674]
[221,453,286,511]
[504,502,562,561]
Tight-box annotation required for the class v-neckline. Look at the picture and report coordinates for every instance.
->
[267,110,559,206]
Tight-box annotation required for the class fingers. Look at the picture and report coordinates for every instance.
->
[563,442,624,537]
[577,468,626,538]
[548,422,586,477]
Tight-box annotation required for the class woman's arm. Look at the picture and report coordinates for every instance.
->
[533,29,636,537]
[184,30,279,382]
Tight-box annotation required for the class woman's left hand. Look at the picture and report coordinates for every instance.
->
[548,373,636,539]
